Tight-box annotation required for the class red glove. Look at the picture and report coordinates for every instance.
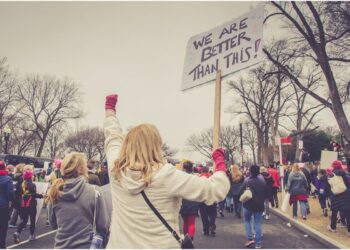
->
[212,148,226,172]
[105,94,118,112]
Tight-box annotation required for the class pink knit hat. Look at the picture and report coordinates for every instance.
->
[54,159,62,169]
[332,160,342,170]
[23,170,33,180]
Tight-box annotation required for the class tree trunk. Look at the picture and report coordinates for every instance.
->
[36,133,48,157]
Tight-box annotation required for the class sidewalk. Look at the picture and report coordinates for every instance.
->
[275,193,350,248]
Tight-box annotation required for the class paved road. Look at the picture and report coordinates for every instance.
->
[6,207,327,249]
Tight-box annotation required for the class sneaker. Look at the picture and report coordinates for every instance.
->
[265,215,269,220]
[255,245,262,249]
[13,232,20,243]
[28,234,36,241]
[327,225,336,232]
[262,212,266,217]
[210,230,216,236]
[8,224,17,228]
[302,216,307,220]
[244,240,255,247]
[219,211,224,217]
[339,223,347,228]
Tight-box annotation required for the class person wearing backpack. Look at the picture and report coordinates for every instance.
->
[238,165,267,249]
[326,160,350,236]
[13,168,44,243]
[46,152,110,249]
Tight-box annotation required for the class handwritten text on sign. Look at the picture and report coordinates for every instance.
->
[181,7,263,91]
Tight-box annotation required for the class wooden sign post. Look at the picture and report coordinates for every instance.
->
[213,70,222,149]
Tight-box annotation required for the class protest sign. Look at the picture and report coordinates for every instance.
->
[320,150,338,169]
[34,181,49,224]
[181,7,264,91]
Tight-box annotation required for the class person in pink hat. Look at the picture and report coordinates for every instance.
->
[13,168,44,243]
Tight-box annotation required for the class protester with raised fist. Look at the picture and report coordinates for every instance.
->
[103,94,230,248]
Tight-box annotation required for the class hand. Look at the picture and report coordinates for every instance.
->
[212,148,226,172]
[105,94,118,112]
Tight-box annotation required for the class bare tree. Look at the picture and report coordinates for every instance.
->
[227,63,292,165]
[186,126,239,164]
[46,125,66,159]
[162,143,178,163]
[242,122,258,164]
[264,2,350,155]
[17,75,83,157]
[65,127,104,161]
[0,57,18,152]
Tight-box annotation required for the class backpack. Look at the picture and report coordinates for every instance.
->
[21,181,33,208]
[328,173,347,195]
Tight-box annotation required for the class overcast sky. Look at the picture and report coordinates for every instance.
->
[0,1,341,162]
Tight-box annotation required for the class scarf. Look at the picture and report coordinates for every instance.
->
[0,170,7,176]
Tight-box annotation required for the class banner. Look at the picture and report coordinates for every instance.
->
[280,136,292,145]
[181,7,264,91]
[34,182,49,224]
[320,150,338,170]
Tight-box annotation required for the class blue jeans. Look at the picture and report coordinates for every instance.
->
[243,208,263,245]
[292,200,307,217]
[226,196,233,208]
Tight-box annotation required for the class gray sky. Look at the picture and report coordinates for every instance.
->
[0,1,341,162]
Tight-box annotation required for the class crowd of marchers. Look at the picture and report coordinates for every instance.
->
[0,94,350,250]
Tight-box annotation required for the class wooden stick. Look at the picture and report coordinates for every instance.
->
[213,70,222,150]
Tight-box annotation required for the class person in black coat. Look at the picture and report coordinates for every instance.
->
[98,164,110,186]
[238,165,267,249]
[180,161,199,240]
[300,164,312,214]
[326,161,350,235]
[260,167,273,220]
[0,161,14,249]
[14,170,44,243]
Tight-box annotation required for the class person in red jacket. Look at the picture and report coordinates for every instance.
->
[268,164,280,208]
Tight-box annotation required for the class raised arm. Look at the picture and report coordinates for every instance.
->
[164,148,230,205]
[103,94,124,176]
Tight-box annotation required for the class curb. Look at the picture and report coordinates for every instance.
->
[270,208,348,249]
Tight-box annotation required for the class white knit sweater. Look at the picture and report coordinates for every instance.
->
[104,110,230,249]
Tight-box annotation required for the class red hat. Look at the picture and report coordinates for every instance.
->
[332,160,342,170]
[54,159,62,169]
[0,161,5,170]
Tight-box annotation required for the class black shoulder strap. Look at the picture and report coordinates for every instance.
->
[141,190,182,244]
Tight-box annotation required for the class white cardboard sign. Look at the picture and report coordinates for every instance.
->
[34,181,49,224]
[181,7,264,91]
[320,150,338,170]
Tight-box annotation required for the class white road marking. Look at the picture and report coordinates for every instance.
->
[7,230,57,249]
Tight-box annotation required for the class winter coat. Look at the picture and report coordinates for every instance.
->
[19,180,43,208]
[301,168,312,186]
[104,110,230,249]
[0,171,14,208]
[286,171,308,196]
[98,170,110,186]
[48,176,110,249]
[314,175,330,197]
[261,172,274,199]
[13,174,23,209]
[180,199,199,216]
[268,167,280,188]
[88,171,101,186]
[238,176,267,213]
[231,176,244,196]
[327,169,350,211]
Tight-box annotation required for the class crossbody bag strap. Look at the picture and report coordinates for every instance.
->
[140,190,182,244]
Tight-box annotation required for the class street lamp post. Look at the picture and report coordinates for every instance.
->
[3,126,11,154]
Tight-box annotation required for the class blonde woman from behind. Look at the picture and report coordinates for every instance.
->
[46,152,109,249]
[104,94,230,248]
[230,165,244,218]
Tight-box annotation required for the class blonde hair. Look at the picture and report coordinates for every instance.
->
[231,164,243,182]
[24,165,34,172]
[15,163,25,174]
[113,123,164,186]
[292,163,300,173]
[46,152,88,204]
[260,166,267,173]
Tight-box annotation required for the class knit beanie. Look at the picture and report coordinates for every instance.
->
[23,170,33,180]
[332,160,342,170]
